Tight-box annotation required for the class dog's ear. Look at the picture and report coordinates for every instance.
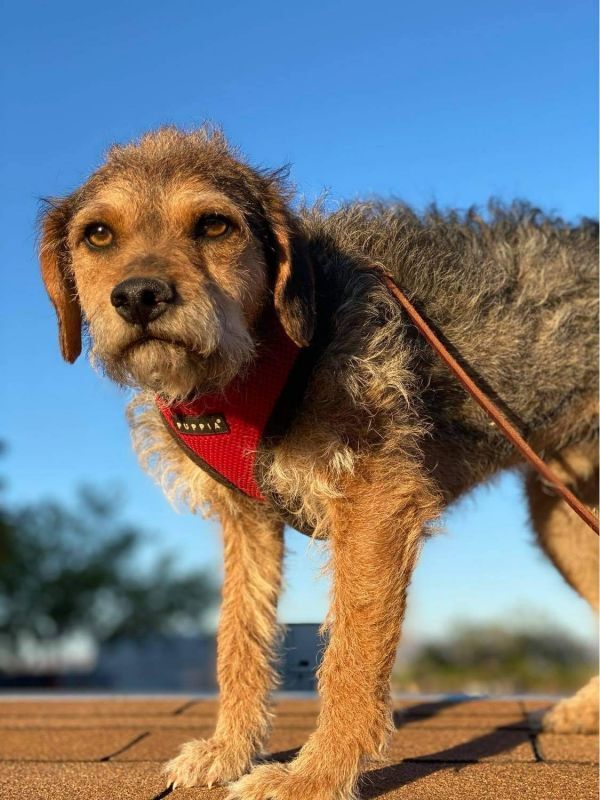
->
[38,198,82,363]
[262,190,316,348]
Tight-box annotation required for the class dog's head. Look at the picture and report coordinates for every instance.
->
[39,126,315,400]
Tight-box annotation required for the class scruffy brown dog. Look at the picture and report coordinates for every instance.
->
[40,126,598,800]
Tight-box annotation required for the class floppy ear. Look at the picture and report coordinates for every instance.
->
[38,199,82,363]
[264,196,316,348]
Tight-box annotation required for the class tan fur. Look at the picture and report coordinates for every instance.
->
[38,126,599,799]
[165,501,285,788]
[526,443,599,735]
[527,443,599,610]
[541,676,599,735]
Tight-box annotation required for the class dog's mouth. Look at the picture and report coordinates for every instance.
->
[95,321,251,400]
[110,332,233,400]
[119,335,189,358]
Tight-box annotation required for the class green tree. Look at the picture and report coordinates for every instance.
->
[0,484,218,668]
[395,620,596,694]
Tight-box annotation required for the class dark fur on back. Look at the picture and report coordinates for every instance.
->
[293,201,599,502]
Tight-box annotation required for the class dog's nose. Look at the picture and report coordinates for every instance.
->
[110,277,175,326]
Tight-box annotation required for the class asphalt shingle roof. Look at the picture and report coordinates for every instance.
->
[0,696,596,799]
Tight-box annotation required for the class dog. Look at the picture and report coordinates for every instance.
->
[39,126,599,800]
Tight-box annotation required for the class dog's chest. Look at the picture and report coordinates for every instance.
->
[156,313,322,534]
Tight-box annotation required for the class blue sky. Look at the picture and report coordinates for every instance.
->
[1,0,597,645]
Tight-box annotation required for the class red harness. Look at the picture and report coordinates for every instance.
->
[156,315,301,501]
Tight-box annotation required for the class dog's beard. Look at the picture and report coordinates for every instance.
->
[89,295,256,403]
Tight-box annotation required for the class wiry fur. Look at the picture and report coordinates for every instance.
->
[39,126,599,800]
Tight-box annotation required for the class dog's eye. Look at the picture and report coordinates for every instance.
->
[193,215,231,239]
[84,223,114,249]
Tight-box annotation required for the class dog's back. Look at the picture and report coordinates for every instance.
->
[303,202,598,496]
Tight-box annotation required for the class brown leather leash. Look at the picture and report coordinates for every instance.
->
[373,267,599,535]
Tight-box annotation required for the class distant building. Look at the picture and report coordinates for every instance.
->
[280,623,322,691]
[96,624,323,692]
[96,634,217,691]
[0,624,324,692]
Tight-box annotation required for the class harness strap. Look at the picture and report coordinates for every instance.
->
[372,267,599,536]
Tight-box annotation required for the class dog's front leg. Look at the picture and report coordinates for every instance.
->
[230,461,440,800]
[165,500,284,789]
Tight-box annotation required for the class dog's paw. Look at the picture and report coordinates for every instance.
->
[164,737,253,789]
[227,762,355,800]
[542,676,599,734]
